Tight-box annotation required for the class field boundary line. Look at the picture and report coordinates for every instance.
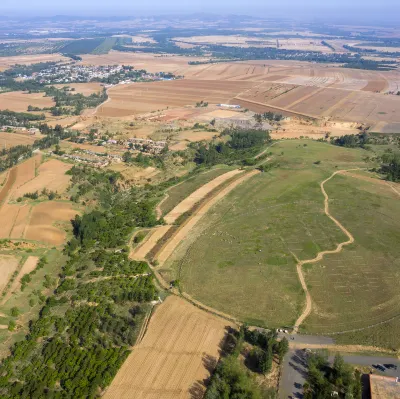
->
[293,169,359,334]
[234,96,320,120]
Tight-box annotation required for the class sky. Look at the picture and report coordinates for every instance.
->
[1,0,400,21]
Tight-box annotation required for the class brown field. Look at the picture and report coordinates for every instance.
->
[53,82,103,95]
[104,295,232,399]
[0,91,54,112]
[11,159,72,199]
[25,201,78,245]
[13,155,41,190]
[0,156,76,245]
[0,132,40,149]
[0,255,20,294]
[96,79,255,117]
[0,53,68,71]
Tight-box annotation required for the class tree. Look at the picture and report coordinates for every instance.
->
[10,307,20,317]
[275,337,289,362]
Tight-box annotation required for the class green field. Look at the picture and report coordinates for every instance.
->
[162,140,370,328]
[159,165,235,216]
[302,172,400,345]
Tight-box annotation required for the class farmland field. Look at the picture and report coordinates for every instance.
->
[96,79,255,117]
[162,141,369,328]
[11,159,72,199]
[25,201,78,245]
[159,166,235,216]
[0,132,40,148]
[104,295,232,399]
[0,91,54,112]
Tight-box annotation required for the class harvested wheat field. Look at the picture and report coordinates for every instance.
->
[25,201,78,245]
[12,159,72,199]
[0,255,20,294]
[0,132,40,148]
[13,155,42,191]
[0,91,54,112]
[96,79,254,117]
[104,295,233,399]
[54,82,103,95]
[164,169,241,224]
[0,54,68,71]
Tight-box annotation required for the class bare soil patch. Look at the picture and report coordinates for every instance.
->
[25,201,78,245]
[104,295,232,399]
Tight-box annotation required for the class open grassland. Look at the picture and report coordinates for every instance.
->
[302,173,400,345]
[104,295,232,399]
[159,166,235,216]
[162,141,368,328]
[0,91,54,112]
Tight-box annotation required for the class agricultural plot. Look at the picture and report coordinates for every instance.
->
[97,79,254,117]
[11,159,72,199]
[0,54,68,71]
[0,132,39,149]
[159,166,235,216]
[104,295,232,399]
[0,91,54,112]
[162,142,367,327]
[25,201,78,245]
[53,82,103,95]
[302,173,400,341]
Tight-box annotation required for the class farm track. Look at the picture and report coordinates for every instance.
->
[293,170,357,333]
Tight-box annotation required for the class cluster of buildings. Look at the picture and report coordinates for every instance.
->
[59,149,122,168]
[127,137,167,154]
[19,64,124,84]
[0,126,39,134]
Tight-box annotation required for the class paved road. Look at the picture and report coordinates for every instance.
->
[277,332,334,346]
[279,347,400,399]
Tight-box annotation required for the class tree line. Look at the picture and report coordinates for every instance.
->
[0,166,161,398]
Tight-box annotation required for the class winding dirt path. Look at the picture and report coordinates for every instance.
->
[293,170,356,333]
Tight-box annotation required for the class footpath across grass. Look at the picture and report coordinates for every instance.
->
[302,172,400,347]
